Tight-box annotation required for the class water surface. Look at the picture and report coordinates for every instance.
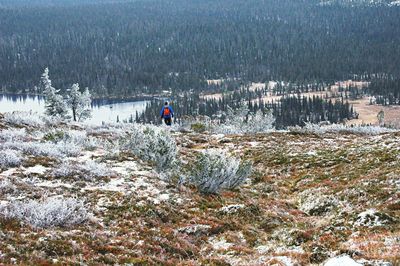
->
[0,94,148,124]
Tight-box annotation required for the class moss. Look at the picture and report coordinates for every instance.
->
[24,156,56,168]
[0,217,21,231]
[38,239,75,257]
[43,130,65,142]
[119,257,150,265]
[191,123,207,133]
[201,258,231,266]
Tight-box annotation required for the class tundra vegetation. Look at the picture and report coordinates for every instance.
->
[0,111,398,265]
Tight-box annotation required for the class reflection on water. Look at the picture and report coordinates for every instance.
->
[0,94,148,125]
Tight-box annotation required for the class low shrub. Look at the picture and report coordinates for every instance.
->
[52,160,116,180]
[0,196,89,228]
[188,149,252,194]
[0,149,23,168]
[124,125,178,171]
[4,111,57,127]
[214,106,275,134]
[0,128,27,142]
[3,141,81,158]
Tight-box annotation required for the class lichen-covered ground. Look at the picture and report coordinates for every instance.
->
[0,115,399,265]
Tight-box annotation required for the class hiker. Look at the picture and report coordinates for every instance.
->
[160,101,174,126]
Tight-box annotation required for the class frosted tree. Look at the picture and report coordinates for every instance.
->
[67,83,92,122]
[215,104,275,134]
[246,110,275,133]
[40,68,68,118]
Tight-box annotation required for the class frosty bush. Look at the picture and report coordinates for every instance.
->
[246,110,275,133]
[0,196,89,228]
[214,105,275,134]
[0,178,17,194]
[189,149,252,194]
[3,112,51,127]
[0,128,27,142]
[52,160,115,180]
[44,129,97,150]
[85,123,131,138]
[0,149,23,168]
[124,125,177,171]
[3,141,81,159]
[289,122,397,135]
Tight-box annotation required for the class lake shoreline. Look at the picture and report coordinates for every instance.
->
[0,93,151,125]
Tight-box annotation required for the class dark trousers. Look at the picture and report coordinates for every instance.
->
[164,117,172,126]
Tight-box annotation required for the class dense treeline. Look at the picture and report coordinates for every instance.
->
[368,77,400,105]
[1,0,400,96]
[137,93,355,129]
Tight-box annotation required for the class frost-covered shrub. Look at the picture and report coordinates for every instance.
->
[52,160,115,180]
[245,110,275,133]
[0,178,17,194]
[4,111,57,127]
[103,139,121,159]
[53,141,83,157]
[0,149,23,168]
[289,122,397,135]
[79,160,116,179]
[4,142,81,159]
[0,196,89,228]
[0,128,27,142]
[124,125,177,171]
[85,123,130,137]
[43,129,98,151]
[2,141,81,158]
[214,106,275,134]
[189,149,252,194]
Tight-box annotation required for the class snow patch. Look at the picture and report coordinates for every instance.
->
[324,255,362,266]
[23,165,48,176]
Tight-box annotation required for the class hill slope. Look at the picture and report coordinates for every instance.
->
[0,113,399,265]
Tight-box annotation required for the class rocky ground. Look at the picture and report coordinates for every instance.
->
[0,113,399,265]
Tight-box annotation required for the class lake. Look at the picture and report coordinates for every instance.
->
[0,94,149,125]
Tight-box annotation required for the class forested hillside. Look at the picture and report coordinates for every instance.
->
[1,0,400,96]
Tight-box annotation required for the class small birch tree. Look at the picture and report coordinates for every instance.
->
[67,83,92,122]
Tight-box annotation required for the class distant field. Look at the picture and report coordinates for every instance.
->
[348,98,400,127]
[202,80,400,127]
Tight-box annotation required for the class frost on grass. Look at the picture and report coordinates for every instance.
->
[43,129,98,151]
[188,149,252,194]
[0,128,27,142]
[52,160,116,181]
[289,122,397,135]
[0,149,23,168]
[124,124,178,171]
[3,141,81,158]
[0,178,16,194]
[0,196,89,228]
[4,111,57,127]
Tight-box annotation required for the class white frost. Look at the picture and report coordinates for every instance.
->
[324,255,362,266]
